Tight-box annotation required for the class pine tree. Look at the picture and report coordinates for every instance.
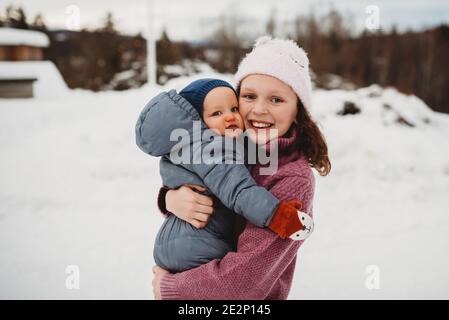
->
[5,6,29,29]
[15,7,29,29]
[265,9,276,37]
[102,12,116,33]
[5,5,13,27]
[32,14,47,31]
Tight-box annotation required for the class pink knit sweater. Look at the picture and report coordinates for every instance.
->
[159,129,315,300]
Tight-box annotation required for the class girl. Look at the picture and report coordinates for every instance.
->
[153,36,331,299]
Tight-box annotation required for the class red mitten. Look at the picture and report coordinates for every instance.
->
[268,200,314,241]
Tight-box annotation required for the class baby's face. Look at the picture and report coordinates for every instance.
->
[203,87,244,138]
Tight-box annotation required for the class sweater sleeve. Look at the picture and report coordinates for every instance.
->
[159,174,314,300]
[156,186,171,216]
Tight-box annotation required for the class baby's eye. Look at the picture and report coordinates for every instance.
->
[231,106,239,112]
[270,97,284,104]
[211,111,222,116]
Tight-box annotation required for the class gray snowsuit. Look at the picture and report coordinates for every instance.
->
[135,90,280,272]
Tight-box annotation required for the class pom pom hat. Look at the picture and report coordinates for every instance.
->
[235,36,313,111]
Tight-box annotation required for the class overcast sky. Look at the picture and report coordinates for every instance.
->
[2,0,449,40]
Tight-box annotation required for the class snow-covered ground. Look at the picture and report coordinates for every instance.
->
[1,69,448,299]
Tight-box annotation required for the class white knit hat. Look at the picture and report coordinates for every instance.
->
[235,36,313,111]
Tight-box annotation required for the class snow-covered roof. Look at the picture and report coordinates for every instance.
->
[0,61,68,96]
[0,28,49,47]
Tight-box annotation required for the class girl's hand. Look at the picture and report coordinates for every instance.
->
[166,184,214,228]
[152,266,170,300]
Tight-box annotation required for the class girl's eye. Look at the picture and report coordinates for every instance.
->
[270,97,284,104]
[231,106,239,112]
[242,94,256,100]
[211,111,222,116]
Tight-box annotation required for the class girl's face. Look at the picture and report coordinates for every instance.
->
[238,74,298,145]
[203,87,244,138]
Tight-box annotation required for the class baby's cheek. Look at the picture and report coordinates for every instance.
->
[237,116,245,129]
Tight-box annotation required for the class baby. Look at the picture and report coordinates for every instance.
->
[136,78,314,272]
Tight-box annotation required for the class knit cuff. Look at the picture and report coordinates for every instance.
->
[157,186,171,216]
[160,274,181,300]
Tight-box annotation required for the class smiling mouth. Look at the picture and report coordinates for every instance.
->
[249,120,274,129]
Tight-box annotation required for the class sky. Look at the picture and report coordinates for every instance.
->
[1,0,449,40]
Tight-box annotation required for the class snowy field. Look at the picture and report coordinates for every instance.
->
[1,65,449,299]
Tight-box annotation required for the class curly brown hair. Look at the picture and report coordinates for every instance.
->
[295,100,331,176]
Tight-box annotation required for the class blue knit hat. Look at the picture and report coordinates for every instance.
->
[179,78,237,117]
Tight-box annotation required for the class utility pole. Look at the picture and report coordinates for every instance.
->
[147,0,157,85]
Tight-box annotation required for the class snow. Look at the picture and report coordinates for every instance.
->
[0,28,49,47]
[111,69,137,82]
[0,61,69,98]
[0,72,448,299]
[159,60,220,84]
